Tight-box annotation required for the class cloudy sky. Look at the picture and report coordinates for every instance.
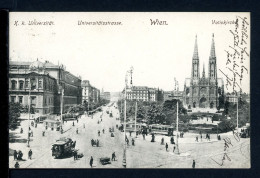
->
[9,12,250,93]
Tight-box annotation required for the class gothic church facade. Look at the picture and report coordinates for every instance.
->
[183,34,224,109]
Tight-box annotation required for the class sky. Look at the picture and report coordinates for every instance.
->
[9,12,250,93]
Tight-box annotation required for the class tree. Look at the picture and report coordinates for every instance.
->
[9,102,22,129]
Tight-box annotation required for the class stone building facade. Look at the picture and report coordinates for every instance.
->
[183,34,224,109]
[81,80,100,104]
[9,60,82,114]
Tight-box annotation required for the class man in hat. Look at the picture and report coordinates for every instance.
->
[192,160,196,168]
[90,156,93,168]
[14,150,17,160]
[14,162,19,168]
[112,152,116,161]
[28,149,32,160]
[165,143,168,151]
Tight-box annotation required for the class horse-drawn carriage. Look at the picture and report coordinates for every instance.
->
[100,157,111,165]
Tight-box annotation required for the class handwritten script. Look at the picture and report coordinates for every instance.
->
[219,16,250,94]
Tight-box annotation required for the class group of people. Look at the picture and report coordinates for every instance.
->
[14,149,33,168]
[125,136,135,146]
[91,139,99,147]
[13,150,24,161]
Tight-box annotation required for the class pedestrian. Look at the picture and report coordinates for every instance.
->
[14,162,19,168]
[170,136,174,144]
[74,151,77,160]
[151,133,155,142]
[132,138,135,146]
[14,150,17,160]
[196,136,198,142]
[166,143,168,151]
[28,149,32,160]
[20,128,23,134]
[45,125,48,130]
[31,130,33,137]
[192,160,196,168]
[18,150,23,160]
[76,128,78,134]
[73,121,75,126]
[112,152,116,161]
[97,139,99,147]
[126,138,129,145]
[102,129,105,134]
[208,134,210,141]
[98,130,100,136]
[42,131,45,136]
[200,134,202,141]
[90,156,93,168]
[173,146,176,152]
[35,123,37,128]
[161,137,164,145]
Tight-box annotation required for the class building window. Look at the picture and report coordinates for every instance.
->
[11,96,16,103]
[19,81,24,90]
[25,80,29,88]
[19,96,23,104]
[38,80,42,89]
[11,80,17,90]
[31,96,36,105]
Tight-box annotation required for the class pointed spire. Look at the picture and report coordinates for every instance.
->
[210,33,216,58]
[193,35,199,59]
[202,63,205,78]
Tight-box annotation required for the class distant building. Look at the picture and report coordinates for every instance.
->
[100,91,111,101]
[226,92,250,104]
[124,86,160,102]
[9,60,82,114]
[81,80,100,104]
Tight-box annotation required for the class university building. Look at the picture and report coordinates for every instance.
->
[183,34,224,109]
[9,60,82,114]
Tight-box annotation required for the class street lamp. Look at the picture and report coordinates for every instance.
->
[27,81,32,147]
[122,68,133,168]
[122,72,128,168]
[59,85,64,132]
[175,100,180,154]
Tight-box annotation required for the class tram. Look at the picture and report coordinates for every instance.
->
[148,124,174,136]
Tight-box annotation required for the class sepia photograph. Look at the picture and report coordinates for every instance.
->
[8,12,250,168]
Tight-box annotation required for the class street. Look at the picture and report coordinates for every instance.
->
[9,102,250,168]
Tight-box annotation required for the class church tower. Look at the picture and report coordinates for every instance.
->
[208,33,217,80]
[191,35,200,82]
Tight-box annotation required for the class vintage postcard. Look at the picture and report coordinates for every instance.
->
[9,12,250,168]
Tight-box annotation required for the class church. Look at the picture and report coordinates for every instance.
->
[183,34,224,109]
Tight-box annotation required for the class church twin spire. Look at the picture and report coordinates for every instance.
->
[191,34,216,79]
[193,35,199,59]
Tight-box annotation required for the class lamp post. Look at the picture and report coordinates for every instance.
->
[59,86,64,130]
[122,72,128,168]
[27,81,31,147]
[175,100,180,154]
